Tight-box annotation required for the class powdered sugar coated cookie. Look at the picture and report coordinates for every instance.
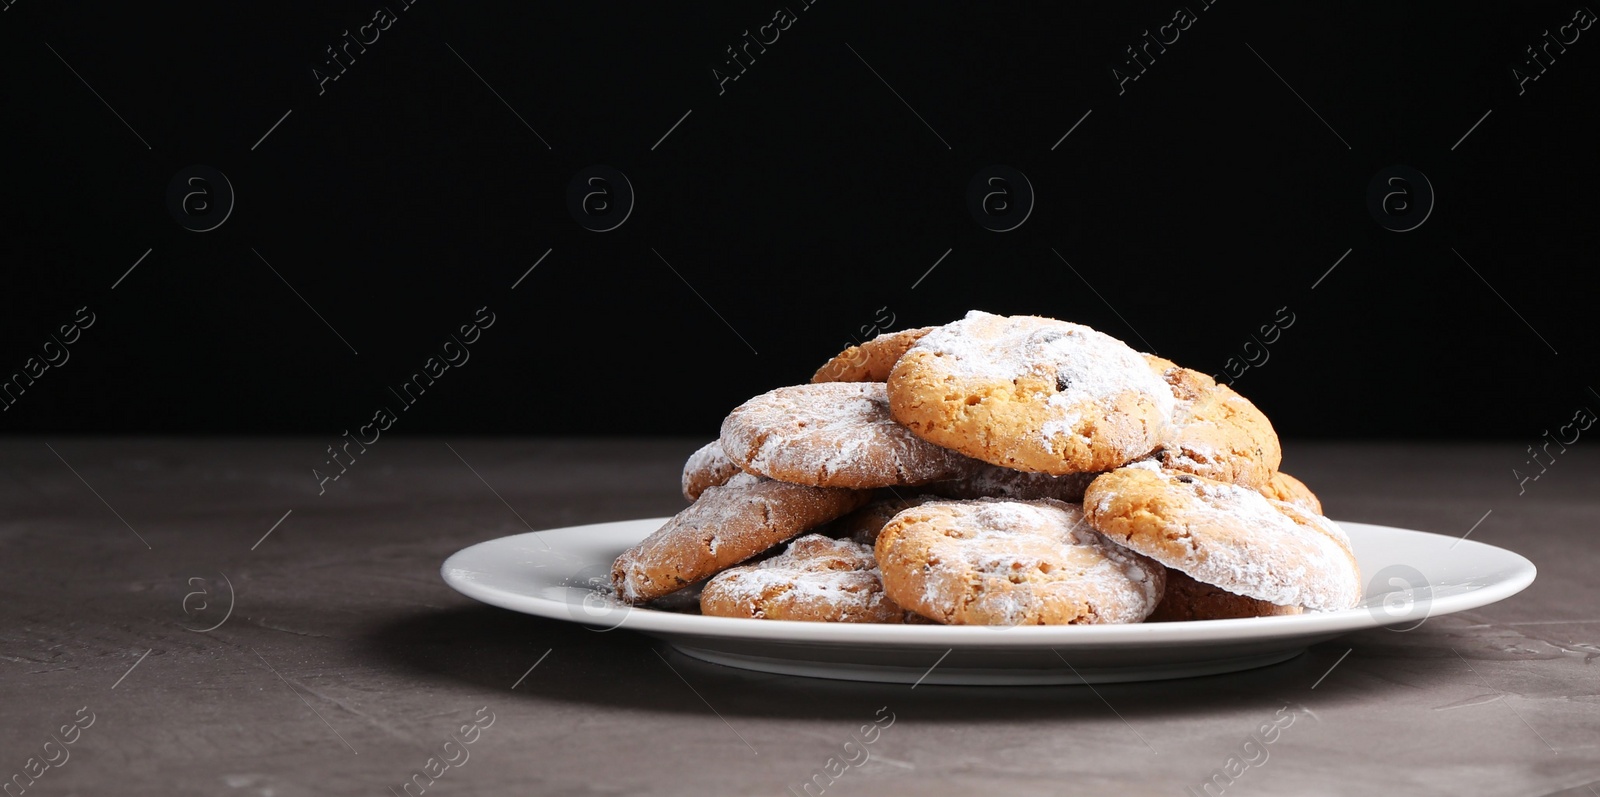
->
[721,382,974,488]
[874,498,1167,625]
[1083,465,1360,611]
[700,534,907,623]
[887,311,1173,475]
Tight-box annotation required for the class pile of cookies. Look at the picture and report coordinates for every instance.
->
[610,311,1362,625]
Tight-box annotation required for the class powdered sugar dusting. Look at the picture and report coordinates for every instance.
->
[681,440,741,501]
[922,310,1173,419]
[701,534,905,622]
[1090,468,1360,611]
[908,311,1173,462]
[878,499,1165,625]
[612,475,864,603]
[1148,362,1280,486]
[722,382,970,487]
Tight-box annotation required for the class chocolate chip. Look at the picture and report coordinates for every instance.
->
[1175,475,1196,484]
[1055,373,1071,392]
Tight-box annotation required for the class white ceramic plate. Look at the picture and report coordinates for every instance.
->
[441,518,1535,685]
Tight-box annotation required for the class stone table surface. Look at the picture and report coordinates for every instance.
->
[1,438,1597,797]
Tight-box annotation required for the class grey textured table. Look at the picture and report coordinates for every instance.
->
[2,438,1597,796]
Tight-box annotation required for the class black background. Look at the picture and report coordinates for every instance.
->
[2,1,1596,439]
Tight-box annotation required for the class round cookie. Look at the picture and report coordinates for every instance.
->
[874,499,1167,625]
[720,382,974,488]
[1145,356,1281,489]
[700,534,907,623]
[925,462,1100,503]
[1146,568,1302,622]
[681,440,742,501]
[887,311,1174,475]
[1082,464,1360,611]
[1258,471,1322,514]
[611,474,870,603]
[812,327,934,383]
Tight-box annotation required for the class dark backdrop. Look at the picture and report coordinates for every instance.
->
[2,1,1596,439]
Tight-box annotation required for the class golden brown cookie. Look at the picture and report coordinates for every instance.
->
[699,534,907,623]
[874,499,1167,625]
[611,474,870,603]
[1082,464,1360,611]
[681,441,742,501]
[1258,471,1322,514]
[720,382,974,488]
[1145,356,1281,489]
[1146,568,1302,622]
[887,311,1173,475]
[811,327,934,383]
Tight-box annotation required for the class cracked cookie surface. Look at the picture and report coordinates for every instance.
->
[887,311,1173,475]
[721,382,974,488]
[874,498,1166,625]
[1145,355,1281,489]
[700,534,908,623]
[681,440,742,501]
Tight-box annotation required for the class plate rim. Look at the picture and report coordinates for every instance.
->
[440,516,1537,648]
